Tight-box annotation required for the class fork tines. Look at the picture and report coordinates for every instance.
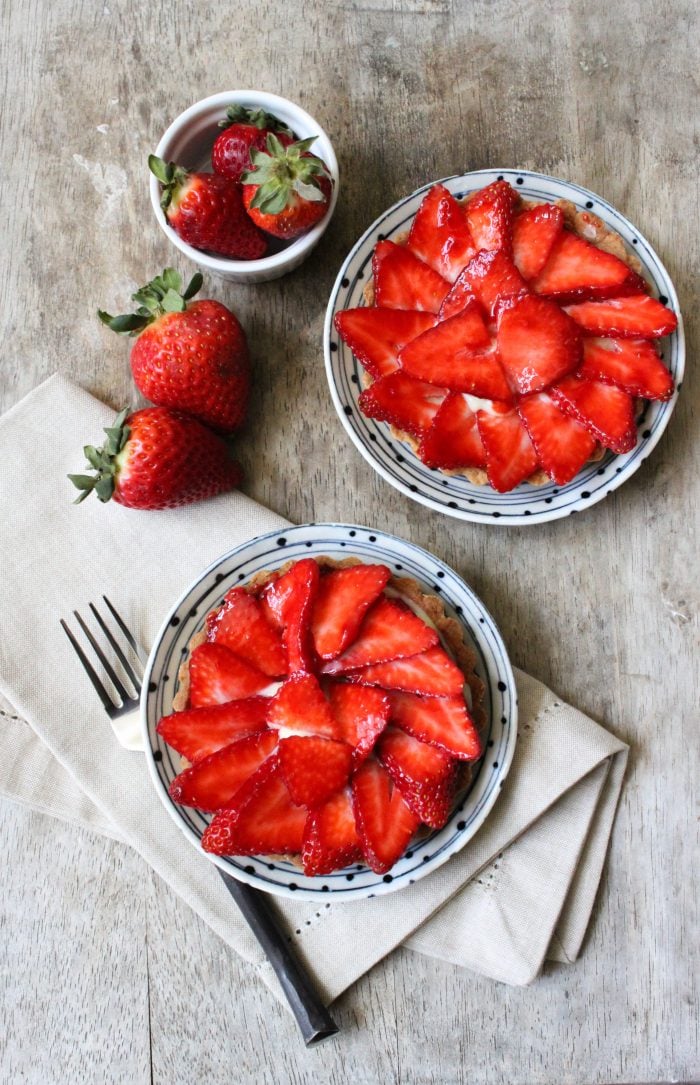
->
[60,596,144,718]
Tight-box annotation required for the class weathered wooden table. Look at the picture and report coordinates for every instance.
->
[1,1,698,1082]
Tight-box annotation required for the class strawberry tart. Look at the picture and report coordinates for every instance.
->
[334,179,678,492]
[156,556,484,877]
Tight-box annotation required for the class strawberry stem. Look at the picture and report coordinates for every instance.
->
[68,408,130,504]
[241,135,331,214]
[217,104,293,135]
[149,154,190,211]
[98,268,203,336]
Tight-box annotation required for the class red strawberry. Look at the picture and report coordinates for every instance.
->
[69,407,242,510]
[580,337,674,401]
[212,104,294,182]
[322,597,439,675]
[278,735,353,807]
[201,756,307,856]
[99,270,250,434]
[302,788,363,875]
[476,406,540,492]
[512,203,564,281]
[518,392,596,485]
[551,376,637,453]
[263,558,319,673]
[438,274,479,322]
[456,249,529,320]
[351,758,420,873]
[149,155,267,259]
[358,372,448,438]
[418,393,487,470]
[168,730,278,812]
[347,646,465,698]
[311,563,391,659]
[389,691,482,760]
[400,318,511,400]
[187,643,271,707]
[406,184,477,282]
[377,726,460,829]
[333,307,436,379]
[496,295,582,395]
[241,135,333,239]
[464,180,517,253]
[206,587,285,677]
[372,240,451,313]
[327,683,391,763]
[564,295,678,338]
[532,231,633,302]
[267,675,340,740]
[156,698,269,762]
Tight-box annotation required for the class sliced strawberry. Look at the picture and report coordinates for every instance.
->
[551,376,637,453]
[438,273,479,322]
[532,230,633,302]
[518,391,596,485]
[263,558,319,674]
[358,371,448,438]
[322,597,439,675]
[580,337,674,400]
[512,203,564,281]
[156,698,269,762]
[398,308,511,399]
[278,735,353,807]
[496,295,582,395]
[351,758,420,873]
[377,726,460,829]
[347,646,465,698]
[406,184,476,282]
[476,406,540,492]
[456,249,529,320]
[206,588,285,677]
[168,730,278,812]
[311,563,391,660]
[333,307,437,380]
[267,674,340,740]
[372,240,451,313]
[187,643,270,708]
[201,756,307,856]
[564,295,678,338]
[327,682,391,763]
[389,690,482,760]
[465,180,517,253]
[418,392,487,470]
[302,788,363,875]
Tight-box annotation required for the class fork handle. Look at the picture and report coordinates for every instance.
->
[217,870,339,1046]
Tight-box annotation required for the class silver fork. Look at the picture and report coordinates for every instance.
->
[60,597,339,1046]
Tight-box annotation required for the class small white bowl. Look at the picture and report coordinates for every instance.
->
[149,90,340,284]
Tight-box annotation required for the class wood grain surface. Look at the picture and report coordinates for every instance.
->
[1,0,698,1082]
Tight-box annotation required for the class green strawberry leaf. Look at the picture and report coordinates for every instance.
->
[161,288,187,313]
[182,272,203,300]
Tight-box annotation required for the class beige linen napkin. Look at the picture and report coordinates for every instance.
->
[0,375,628,1005]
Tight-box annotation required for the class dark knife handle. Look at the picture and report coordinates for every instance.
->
[217,869,339,1045]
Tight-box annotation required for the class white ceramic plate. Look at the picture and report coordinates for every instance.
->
[324,169,685,526]
[141,523,517,902]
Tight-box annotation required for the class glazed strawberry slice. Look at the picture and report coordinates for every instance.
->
[377,726,460,829]
[476,406,540,493]
[333,308,437,380]
[168,730,278,812]
[156,698,269,762]
[322,597,439,675]
[532,231,633,302]
[311,563,391,659]
[327,682,391,763]
[456,249,529,320]
[465,180,517,253]
[206,587,286,677]
[389,690,482,760]
[278,735,353,807]
[263,558,319,674]
[518,392,597,486]
[347,646,465,698]
[302,788,363,875]
[564,294,678,338]
[201,756,307,856]
[438,274,479,322]
[358,371,448,439]
[496,295,582,395]
[372,240,451,313]
[398,309,512,400]
[512,203,564,281]
[551,376,637,453]
[580,337,674,400]
[267,674,340,740]
[351,758,420,874]
[418,392,487,470]
[406,184,477,282]
[187,643,270,708]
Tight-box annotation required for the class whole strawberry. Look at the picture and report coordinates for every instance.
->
[241,134,333,239]
[99,269,250,433]
[149,155,267,260]
[212,104,294,183]
[69,407,242,510]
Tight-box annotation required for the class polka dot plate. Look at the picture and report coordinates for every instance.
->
[141,523,517,902]
[323,169,684,526]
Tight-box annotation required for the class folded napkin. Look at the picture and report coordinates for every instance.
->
[0,376,628,1005]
